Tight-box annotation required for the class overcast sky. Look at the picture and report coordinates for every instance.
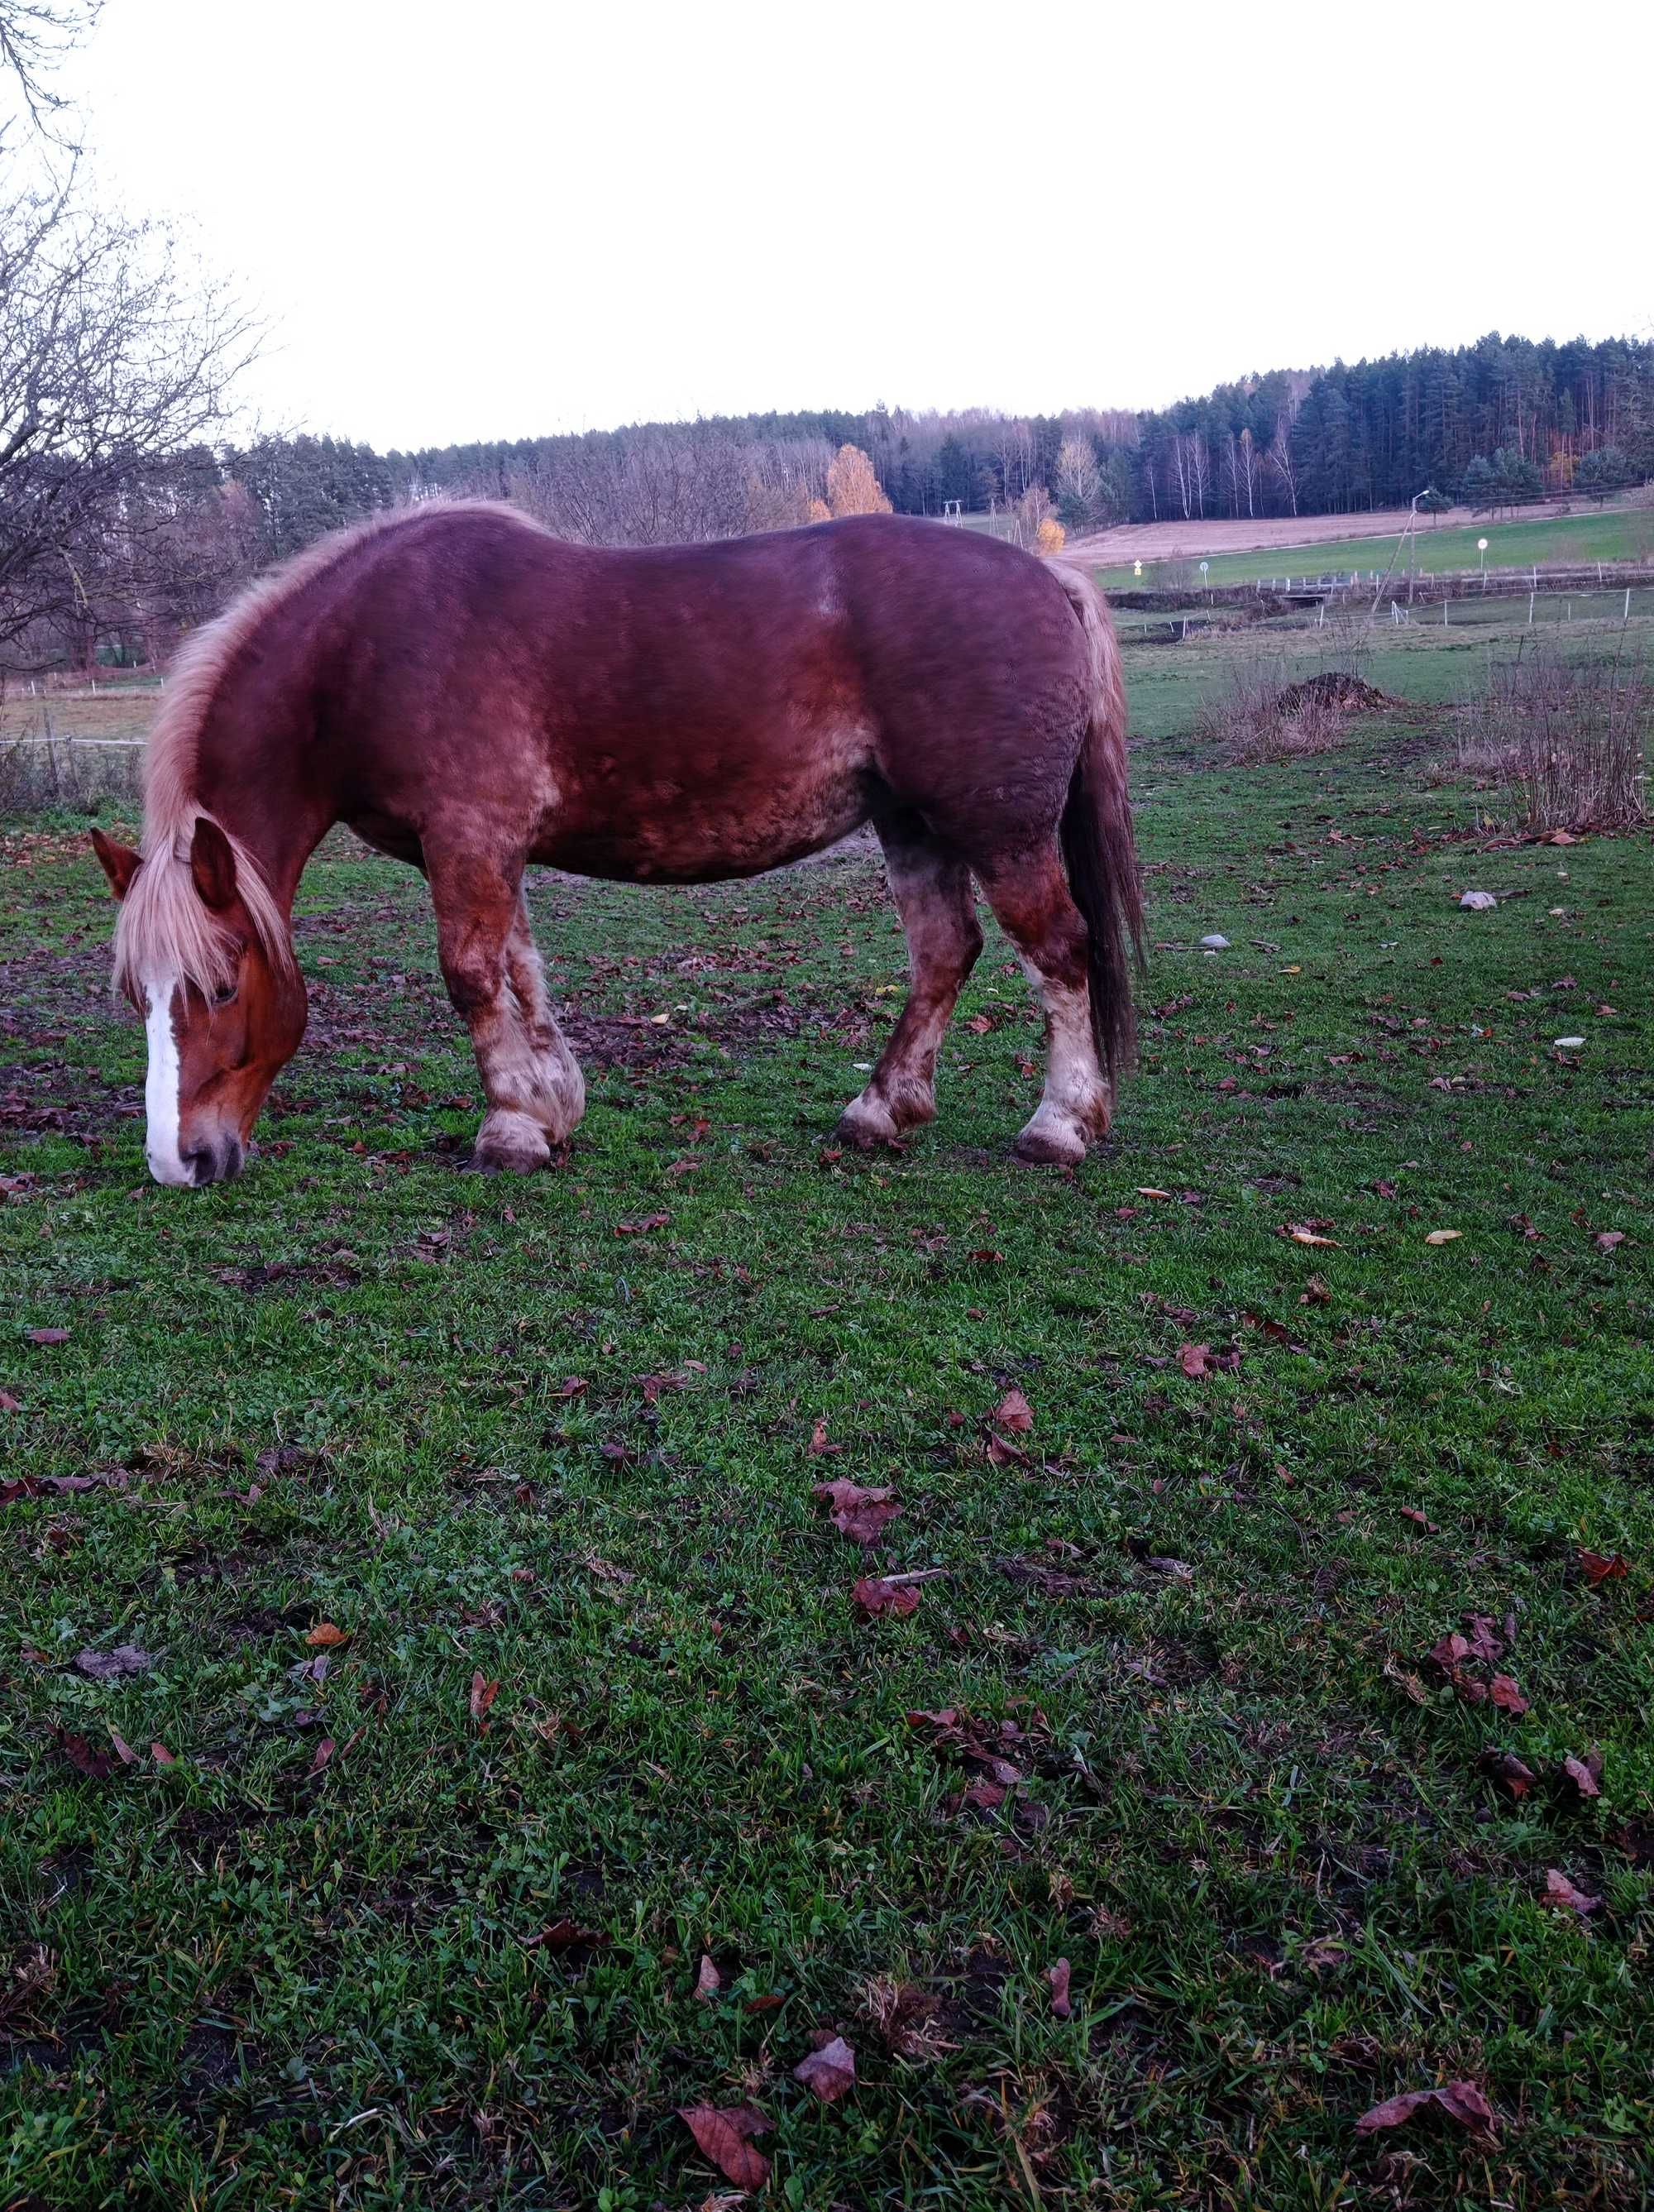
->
[56,0,1654,451]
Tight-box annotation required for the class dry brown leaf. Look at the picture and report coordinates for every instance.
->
[853,1575,921,1620]
[1544,1868,1600,1916]
[1355,2080,1496,2138]
[305,1621,351,1649]
[994,1388,1034,1433]
[1424,1228,1462,1246]
[694,1953,721,2001]
[677,2103,772,2190]
[1487,1673,1528,1715]
[469,1672,500,1722]
[792,2032,857,2104]
[1578,1547,1628,1585]
[814,1477,901,1545]
[1048,1957,1073,2018]
[1282,1223,1340,1247]
[74,1645,152,1679]
[1561,1750,1603,1799]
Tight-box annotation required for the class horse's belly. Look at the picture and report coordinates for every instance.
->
[532,745,872,883]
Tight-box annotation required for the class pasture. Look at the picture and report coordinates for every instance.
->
[2,613,1652,2210]
[1090,503,1654,591]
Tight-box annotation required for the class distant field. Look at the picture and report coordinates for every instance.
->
[1092,506,1653,590]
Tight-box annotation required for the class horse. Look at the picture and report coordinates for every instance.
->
[90,503,1143,1186]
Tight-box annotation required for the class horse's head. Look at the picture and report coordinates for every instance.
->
[93,819,307,1186]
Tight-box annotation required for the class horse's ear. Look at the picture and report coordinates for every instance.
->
[90,827,142,902]
[189,817,238,912]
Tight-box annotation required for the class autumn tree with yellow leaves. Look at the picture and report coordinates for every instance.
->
[825,444,892,518]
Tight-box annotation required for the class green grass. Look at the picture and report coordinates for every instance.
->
[3,620,1652,2210]
[1093,505,1654,590]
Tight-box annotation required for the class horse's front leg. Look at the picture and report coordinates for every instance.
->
[428,855,585,1172]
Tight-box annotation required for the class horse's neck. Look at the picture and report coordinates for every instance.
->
[192,702,335,911]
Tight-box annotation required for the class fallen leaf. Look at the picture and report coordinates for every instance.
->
[1144,1554,1194,1581]
[1594,1230,1626,1252]
[814,1477,901,1545]
[107,1726,138,1766]
[1048,1957,1073,2018]
[694,1953,721,2001]
[0,1391,22,1412]
[74,1645,152,1680]
[1399,1506,1440,1533]
[529,1918,610,1953]
[1561,1750,1602,1799]
[807,1415,839,1456]
[24,1327,69,1345]
[1578,1547,1628,1585]
[1178,1343,1212,1379]
[305,1621,351,1649]
[1283,1224,1340,1247]
[53,1726,115,1779]
[1462,1613,1504,1663]
[1482,1750,1537,1800]
[470,1672,500,1721]
[1423,1228,1462,1246]
[1136,1186,1172,1200]
[1543,1868,1599,1916]
[677,2103,772,2190]
[1487,1673,1528,1715]
[853,1575,921,1620]
[614,1212,670,1236]
[552,1376,588,1398]
[150,1741,175,1765]
[1355,2080,1496,2138]
[985,1431,1031,1467]
[308,1737,335,1776]
[994,1388,1034,1433]
[792,2032,857,2104]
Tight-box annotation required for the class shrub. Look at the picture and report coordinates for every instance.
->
[1196,656,1344,762]
[1456,647,1650,831]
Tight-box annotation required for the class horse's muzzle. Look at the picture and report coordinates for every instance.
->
[179,1136,244,1186]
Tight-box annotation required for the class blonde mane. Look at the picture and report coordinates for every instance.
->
[112,501,533,1001]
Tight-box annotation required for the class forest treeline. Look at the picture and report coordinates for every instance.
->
[7,328,1653,672]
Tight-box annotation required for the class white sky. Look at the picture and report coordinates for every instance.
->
[53,0,1654,451]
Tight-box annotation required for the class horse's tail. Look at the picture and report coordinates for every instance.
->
[1051,562,1145,1084]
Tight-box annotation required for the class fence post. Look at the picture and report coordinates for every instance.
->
[1627,587,1632,624]
[1528,591,1535,626]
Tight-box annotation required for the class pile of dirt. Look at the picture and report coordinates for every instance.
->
[1271,673,1399,717]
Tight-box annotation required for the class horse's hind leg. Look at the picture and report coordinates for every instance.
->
[428,853,585,1172]
[975,844,1110,1167]
[838,812,982,1147]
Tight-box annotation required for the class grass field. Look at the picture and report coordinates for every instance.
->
[1091,506,1654,591]
[2,615,1652,2210]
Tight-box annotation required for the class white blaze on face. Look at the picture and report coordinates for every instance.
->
[142,970,191,1185]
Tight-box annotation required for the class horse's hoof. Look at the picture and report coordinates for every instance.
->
[836,1094,901,1148]
[473,1109,553,1174]
[1013,1118,1087,1167]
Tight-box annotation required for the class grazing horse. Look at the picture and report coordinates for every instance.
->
[91,504,1142,1185]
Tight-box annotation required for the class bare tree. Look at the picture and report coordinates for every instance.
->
[1269,412,1299,518]
[1054,433,1100,524]
[0,0,101,140]
[0,175,257,654]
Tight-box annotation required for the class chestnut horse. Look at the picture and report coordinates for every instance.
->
[91,504,1141,1185]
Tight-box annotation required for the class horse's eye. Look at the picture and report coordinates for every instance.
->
[213,982,239,1008]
